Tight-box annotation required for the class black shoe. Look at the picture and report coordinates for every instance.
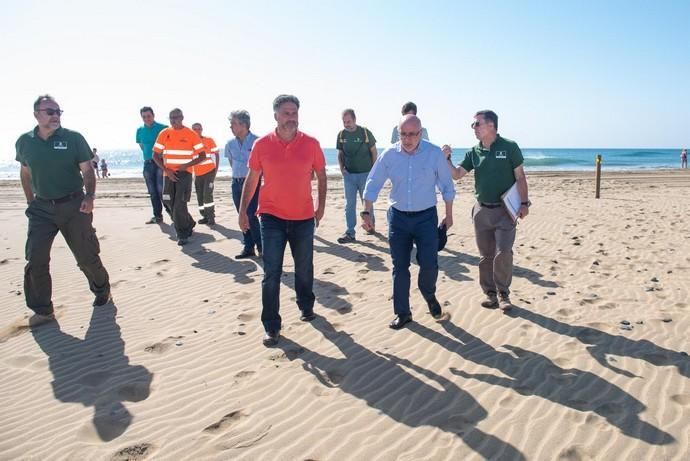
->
[262,331,280,347]
[481,292,499,308]
[177,238,188,246]
[300,310,316,321]
[146,216,163,224]
[198,217,209,225]
[236,249,256,259]
[206,217,215,226]
[427,297,443,319]
[389,314,413,330]
[337,233,356,244]
[93,290,112,307]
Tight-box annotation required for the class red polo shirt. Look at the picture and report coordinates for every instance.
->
[248,130,325,220]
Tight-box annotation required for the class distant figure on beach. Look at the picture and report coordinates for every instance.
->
[225,110,261,259]
[136,106,168,224]
[444,110,530,311]
[191,122,219,226]
[336,108,377,244]
[15,94,112,322]
[362,114,455,329]
[153,108,207,246]
[92,148,100,178]
[239,94,327,347]
[99,158,109,178]
[681,148,688,169]
[390,101,429,144]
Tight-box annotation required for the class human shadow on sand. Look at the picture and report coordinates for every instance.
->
[313,235,388,272]
[277,318,526,460]
[408,321,674,445]
[30,303,152,441]
[506,305,690,379]
[281,271,353,314]
[210,223,244,242]
[180,231,257,283]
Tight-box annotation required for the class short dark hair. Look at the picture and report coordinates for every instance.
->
[475,110,498,130]
[140,106,154,116]
[342,108,356,119]
[401,101,418,115]
[34,94,56,111]
[273,94,300,112]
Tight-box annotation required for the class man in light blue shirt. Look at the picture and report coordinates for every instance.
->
[362,114,455,329]
[136,106,167,224]
[225,110,261,258]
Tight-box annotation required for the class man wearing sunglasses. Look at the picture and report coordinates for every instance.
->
[361,114,455,330]
[15,95,112,322]
[443,110,530,312]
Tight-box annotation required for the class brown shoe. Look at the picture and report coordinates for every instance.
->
[481,293,498,308]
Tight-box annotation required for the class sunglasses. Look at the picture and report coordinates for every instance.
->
[39,108,63,116]
[471,121,483,129]
[400,130,421,137]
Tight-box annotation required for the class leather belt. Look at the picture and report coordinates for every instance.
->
[480,202,502,209]
[392,206,434,216]
[35,191,83,205]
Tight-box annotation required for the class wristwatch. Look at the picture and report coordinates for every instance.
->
[360,210,371,217]
[85,192,96,200]
[521,200,531,208]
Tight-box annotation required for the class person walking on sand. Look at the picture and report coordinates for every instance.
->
[152,108,207,246]
[681,148,688,169]
[444,110,530,312]
[225,110,262,258]
[99,158,109,178]
[361,114,455,330]
[191,122,219,226]
[238,94,327,347]
[136,106,168,224]
[92,148,100,178]
[390,101,430,144]
[15,94,112,323]
[336,108,377,244]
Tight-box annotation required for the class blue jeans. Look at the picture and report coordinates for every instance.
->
[232,178,261,252]
[143,160,164,218]
[388,206,439,316]
[260,214,315,333]
[343,171,372,236]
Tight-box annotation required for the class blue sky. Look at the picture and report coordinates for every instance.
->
[1,0,688,157]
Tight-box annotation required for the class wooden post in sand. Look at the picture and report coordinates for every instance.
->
[595,154,602,198]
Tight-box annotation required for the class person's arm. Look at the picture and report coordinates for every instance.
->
[79,159,96,214]
[442,145,469,180]
[20,164,34,204]
[153,151,176,181]
[314,167,327,226]
[369,144,378,164]
[514,165,529,219]
[337,149,347,174]
[238,169,261,232]
[180,152,206,172]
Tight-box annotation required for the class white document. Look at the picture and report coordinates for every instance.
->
[501,182,521,222]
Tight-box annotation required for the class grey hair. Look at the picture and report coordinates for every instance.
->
[272,94,300,112]
[230,110,251,129]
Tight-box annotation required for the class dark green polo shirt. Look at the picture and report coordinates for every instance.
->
[15,127,93,199]
[460,135,524,203]
[336,126,376,173]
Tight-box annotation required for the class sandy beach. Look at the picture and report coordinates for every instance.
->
[1,170,689,460]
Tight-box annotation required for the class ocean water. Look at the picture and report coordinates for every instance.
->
[0,147,683,179]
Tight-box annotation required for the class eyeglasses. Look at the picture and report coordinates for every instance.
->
[38,108,63,116]
[471,121,483,129]
[400,130,421,137]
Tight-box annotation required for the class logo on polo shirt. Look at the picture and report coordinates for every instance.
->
[496,150,507,159]
[53,141,68,150]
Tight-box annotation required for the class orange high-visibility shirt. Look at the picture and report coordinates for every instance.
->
[193,136,219,176]
[153,127,205,171]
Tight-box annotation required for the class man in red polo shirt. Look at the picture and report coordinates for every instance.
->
[239,94,327,347]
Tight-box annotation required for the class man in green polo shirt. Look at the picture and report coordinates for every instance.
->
[136,106,168,224]
[15,94,111,322]
[336,108,377,243]
[444,110,530,311]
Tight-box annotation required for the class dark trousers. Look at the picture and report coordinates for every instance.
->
[260,214,315,333]
[143,160,165,218]
[472,203,516,296]
[194,170,216,219]
[24,194,110,315]
[387,206,439,316]
[232,177,261,252]
[163,171,194,239]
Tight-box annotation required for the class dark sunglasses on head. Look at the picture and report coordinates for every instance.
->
[39,108,63,116]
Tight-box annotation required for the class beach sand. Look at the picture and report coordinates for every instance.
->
[0,170,689,460]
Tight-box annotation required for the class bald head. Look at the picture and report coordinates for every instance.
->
[398,115,424,153]
[399,114,422,131]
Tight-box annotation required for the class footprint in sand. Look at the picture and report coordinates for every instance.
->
[237,313,254,321]
[557,446,595,461]
[0,312,62,343]
[234,370,255,380]
[109,443,155,461]
[203,410,248,434]
[670,394,690,406]
[598,302,617,310]
[144,336,184,354]
[498,395,516,409]
[555,308,574,317]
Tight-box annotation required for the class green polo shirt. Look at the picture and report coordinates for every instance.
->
[336,126,376,173]
[136,121,167,161]
[460,135,524,203]
[15,126,93,199]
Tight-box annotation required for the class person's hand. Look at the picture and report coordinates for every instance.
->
[239,212,249,232]
[80,197,94,214]
[340,166,348,175]
[361,213,374,232]
[442,144,452,160]
[315,207,325,227]
[518,205,529,219]
[441,214,453,230]
[166,168,178,182]
[178,164,188,173]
